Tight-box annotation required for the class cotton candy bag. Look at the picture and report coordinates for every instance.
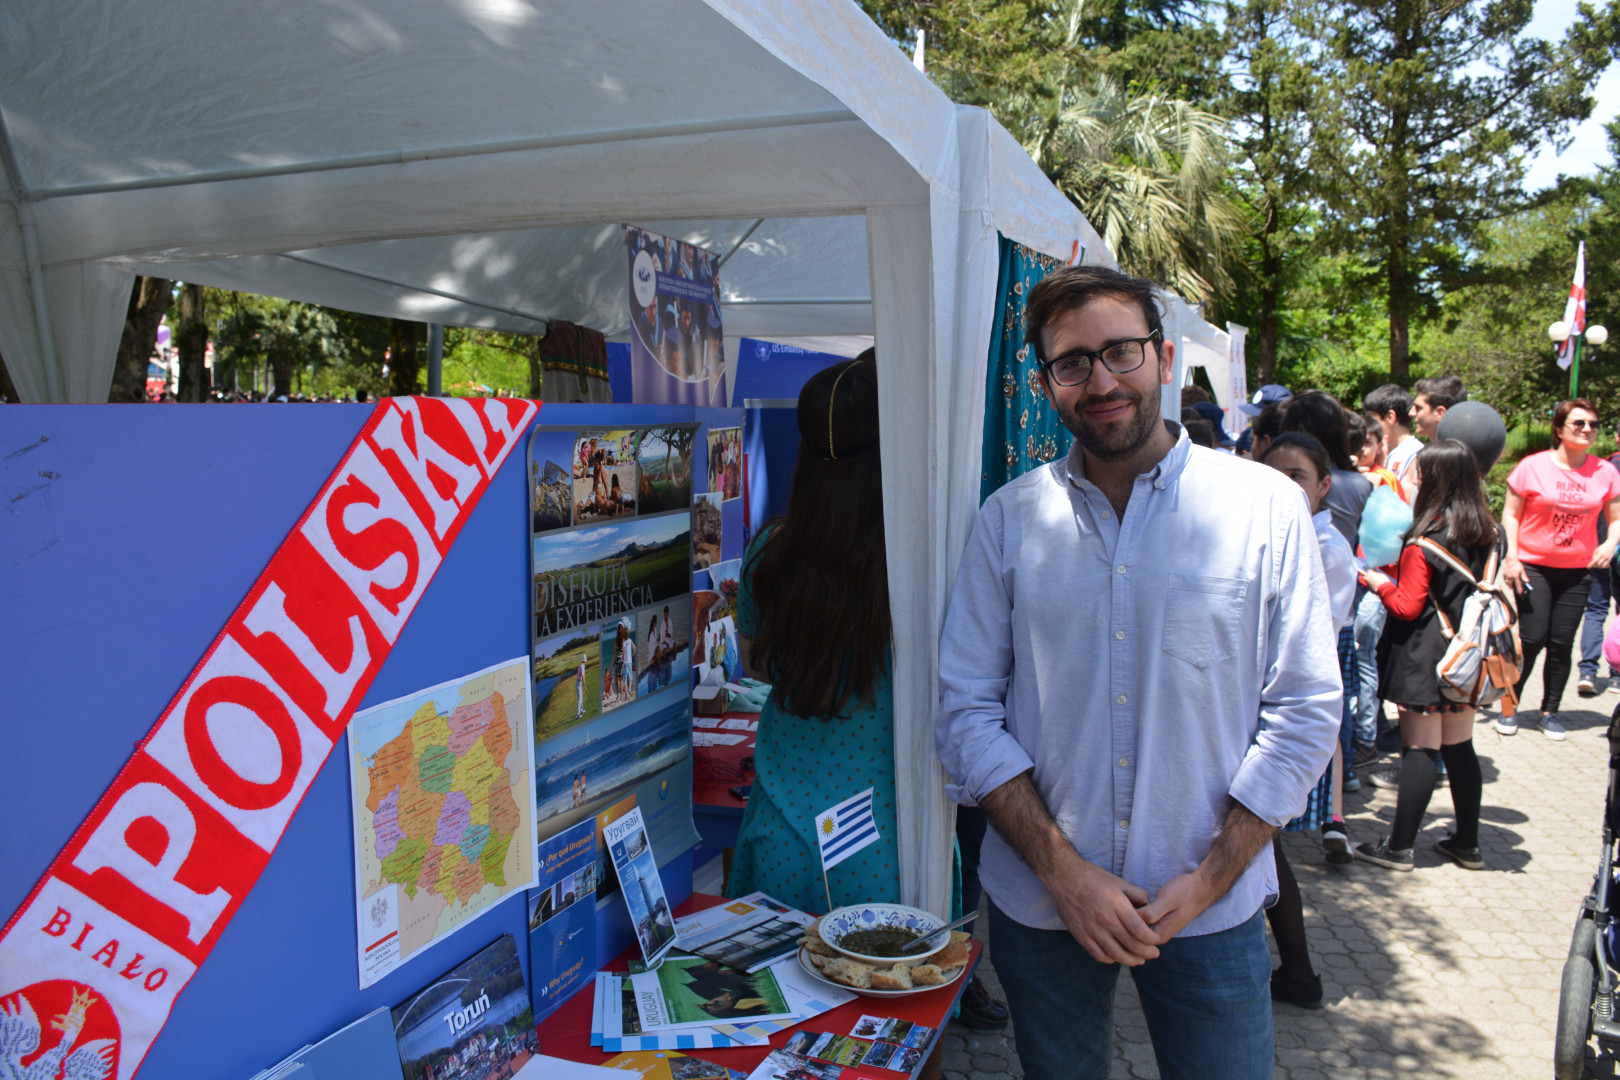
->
[1359,485,1413,567]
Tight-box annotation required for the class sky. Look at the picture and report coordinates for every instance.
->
[1521,0,1620,189]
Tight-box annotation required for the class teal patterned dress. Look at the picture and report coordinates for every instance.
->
[723,532,902,914]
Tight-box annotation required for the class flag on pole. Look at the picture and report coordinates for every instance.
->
[1559,242,1587,372]
[814,788,880,871]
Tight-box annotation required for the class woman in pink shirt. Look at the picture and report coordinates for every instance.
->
[1501,398,1620,738]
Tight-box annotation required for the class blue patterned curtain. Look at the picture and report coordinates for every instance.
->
[980,235,1069,504]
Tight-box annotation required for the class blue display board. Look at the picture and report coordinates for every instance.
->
[0,403,694,1080]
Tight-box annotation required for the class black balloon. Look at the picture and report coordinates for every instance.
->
[1436,400,1508,474]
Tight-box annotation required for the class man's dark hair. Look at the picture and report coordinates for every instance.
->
[1363,383,1413,429]
[1180,384,1212,407]
[1280,390,1354,471]
[1024,265,1164,363]
[1413,375,1466,411]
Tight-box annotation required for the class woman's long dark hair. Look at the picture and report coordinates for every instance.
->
[745,351,891,718]
[1407,439,1497,548]
[1279,390,1354,470]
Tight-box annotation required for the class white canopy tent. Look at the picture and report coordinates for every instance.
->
[0,0,1110,914]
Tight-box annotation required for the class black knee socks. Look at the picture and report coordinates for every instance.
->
[1389,747,1439,851]
[1440,741,1483,849]
[1265,836,1314,982]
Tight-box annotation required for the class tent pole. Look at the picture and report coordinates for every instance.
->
[0,113,64,403]
[714,219,765,272]
[11,110,858,202]
[427,324,444,396]
[275,253,551,331]
[15,204,63,403]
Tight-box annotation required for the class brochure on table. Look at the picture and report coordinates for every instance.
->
[530,818,600,1023]
[604,805,679,968]
[391,933,538,1080]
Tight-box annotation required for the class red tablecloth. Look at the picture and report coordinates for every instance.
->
[537,894,978,1080]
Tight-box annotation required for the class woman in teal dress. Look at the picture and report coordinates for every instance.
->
[725,351,902,914]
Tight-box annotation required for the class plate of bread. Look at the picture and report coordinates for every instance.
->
[797,915,972,998]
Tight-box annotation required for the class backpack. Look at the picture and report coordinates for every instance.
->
[1415,537,1522,716]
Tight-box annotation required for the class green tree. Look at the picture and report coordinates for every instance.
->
[110,275,172,402]
[1311,0,1620,380]
[1222,0,1322,380]
[214,295,345,400]
[1037,74,1246,301]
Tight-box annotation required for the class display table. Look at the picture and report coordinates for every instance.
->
[537,894,980,1080]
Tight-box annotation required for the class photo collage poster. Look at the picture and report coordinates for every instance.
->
[626,226,728,406]
[691,412,747,707]
[529,423,699,853]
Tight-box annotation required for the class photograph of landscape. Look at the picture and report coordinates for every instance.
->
[532,514,691,640]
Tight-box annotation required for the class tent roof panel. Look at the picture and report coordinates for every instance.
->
[0,0,850,193]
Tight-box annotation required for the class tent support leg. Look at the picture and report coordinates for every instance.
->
[427,324,444,396]
[18,204,63,403]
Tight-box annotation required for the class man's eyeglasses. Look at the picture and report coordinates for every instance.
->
[1041,329,1162,387]
[1565,419,1600,430]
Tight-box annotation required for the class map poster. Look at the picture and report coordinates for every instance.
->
[603,806,679,968]
[626,226,728,405]
[348,657,539,989]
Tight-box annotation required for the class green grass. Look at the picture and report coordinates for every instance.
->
[535,659,601,744]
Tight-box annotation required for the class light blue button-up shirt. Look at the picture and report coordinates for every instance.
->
[935,428,1341,937]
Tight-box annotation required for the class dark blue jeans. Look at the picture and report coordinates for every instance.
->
[988,900,1272,1080]
[1579,566,1614,681]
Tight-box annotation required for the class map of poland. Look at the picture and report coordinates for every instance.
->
[349,658,537,987]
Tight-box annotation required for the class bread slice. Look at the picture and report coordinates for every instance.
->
[919,940,970,970]
[821,957,874,989]
[802,918,840,957]
[908,964,946,986]
[870,964,914,991]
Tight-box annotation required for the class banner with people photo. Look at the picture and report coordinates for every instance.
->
[626,227,729,406]
[527,423,700,854]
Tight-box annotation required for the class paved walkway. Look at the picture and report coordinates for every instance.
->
[941,667,1616,1079]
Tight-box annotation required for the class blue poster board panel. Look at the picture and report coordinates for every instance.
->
[0,403,694,1080]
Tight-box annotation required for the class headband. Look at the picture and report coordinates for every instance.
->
[826,359,866,461]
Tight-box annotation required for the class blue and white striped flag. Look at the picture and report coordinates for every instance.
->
[815,788,879,871]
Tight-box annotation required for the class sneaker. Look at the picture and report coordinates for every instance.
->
[1270,969,1324,1009]
[1435,835,1486,870]
[1495,712,1519,736]
[1354,838,1414,871]
[1366,766,1401,790]
[1434,768,1449,789]
[954,975,1008,1032]
[1538,714,1568,741]
[1580,676,1599,697]
[1352,740,1380,768]
[1322,821,1352,865]
[1343,768,1361,793]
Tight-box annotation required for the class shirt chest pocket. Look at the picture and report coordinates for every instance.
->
[1161,573,1250,670]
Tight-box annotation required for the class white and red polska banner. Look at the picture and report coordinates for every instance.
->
[0,396,539,1080]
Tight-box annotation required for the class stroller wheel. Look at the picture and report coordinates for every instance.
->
[1556,915,1599,1080]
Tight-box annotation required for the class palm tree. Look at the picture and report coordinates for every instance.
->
[1031,75,1246,304]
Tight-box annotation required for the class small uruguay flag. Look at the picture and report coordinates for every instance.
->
[815,788,880,871]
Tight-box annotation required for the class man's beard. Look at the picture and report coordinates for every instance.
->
[1058,388,1162,461]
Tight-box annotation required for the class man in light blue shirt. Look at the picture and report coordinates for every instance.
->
[935,266,1340,1080]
